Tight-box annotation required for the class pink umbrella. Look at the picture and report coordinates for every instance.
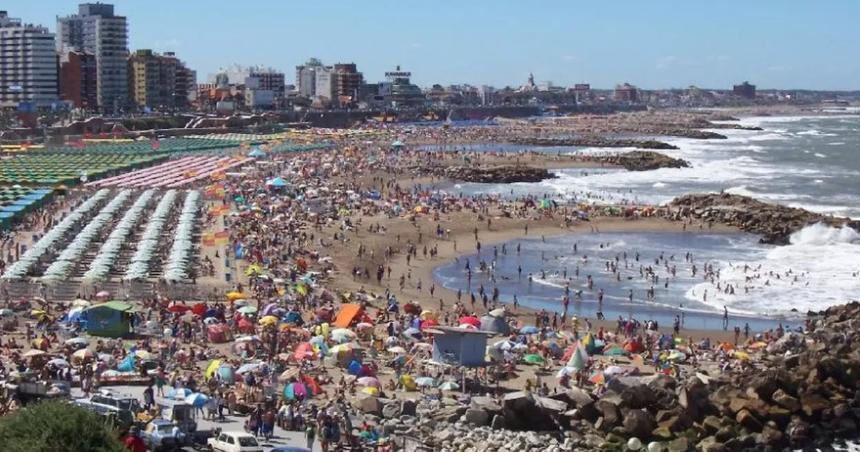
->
[357,376,381,387]
[96,291,110,300]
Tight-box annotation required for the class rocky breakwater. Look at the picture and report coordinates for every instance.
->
[509,136,680,150]
[597,151,690,172]
[669,192,853,245]
[356,302,860,452]
[440,165,556,183]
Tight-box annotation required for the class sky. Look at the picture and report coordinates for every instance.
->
[7,0,860,90]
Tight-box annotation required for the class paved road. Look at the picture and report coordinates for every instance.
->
[71,385,321,452]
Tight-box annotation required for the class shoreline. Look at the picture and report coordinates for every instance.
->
[320,184,769,341]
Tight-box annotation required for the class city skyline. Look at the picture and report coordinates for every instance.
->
[4,0,859,90]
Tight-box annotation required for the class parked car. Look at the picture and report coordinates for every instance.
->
[142,419,186,451]
[73,389,140,429]
[168,402,197,435]
[206,431,263,452]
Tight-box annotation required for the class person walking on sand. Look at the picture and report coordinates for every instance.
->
[723,306,729,331]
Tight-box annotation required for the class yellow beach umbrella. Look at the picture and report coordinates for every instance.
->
[205,359,222,379]
[259,315,279,327]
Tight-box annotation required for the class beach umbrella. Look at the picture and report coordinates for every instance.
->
[47,358,70,368]
[415,377,436,387]
[387,346,407,355]
[65,337,89,347]
[458,316,481,328]
[361,386,379,396]
[523,354,545,365]
[520,326,540,335]
[185,393,209,408]
[205,359,223,380]
[0,308,14,317]
[357,376,381,388]
[419,310,437,321]
[355,322,374,331]
[22,349,46,358]
[261,303,280,316]
[488,308,505,318]
[567,345,588,371]
[294,342,316,361]
[284,382,308,400]
[259,315,279,327]
[235,335,260,343]
[167,387,193,400]
[330,328,356,343]
[603,345,628,356]
[226,291,246,301]
[134,350,153,360]
[438,381,460,391]
[236,362,263,374]
[329,343,352,357]
[238,305,257,315]
[72,349,94,361]
[167,303,190,313]
[279,368,301,383]
[96,291,110,299]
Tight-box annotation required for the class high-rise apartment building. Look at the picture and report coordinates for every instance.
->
[57,3,129,113]
[59,49,97,109]
[334,63,363,106]
[295,58,323,98]
[128,49,194,110]
[0,11,59,109]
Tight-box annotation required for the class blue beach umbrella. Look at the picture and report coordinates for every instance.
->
[185,393,209,408]
[167,387,193,400]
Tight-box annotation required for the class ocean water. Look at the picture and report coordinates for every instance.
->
[426,114,860,322]
[424,114,860,218]
[433,227,860,330]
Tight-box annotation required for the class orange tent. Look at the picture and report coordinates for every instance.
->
[333,303,363,328]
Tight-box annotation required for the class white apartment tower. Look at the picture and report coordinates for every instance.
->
[0,11,59,109]
[57,3,128,113]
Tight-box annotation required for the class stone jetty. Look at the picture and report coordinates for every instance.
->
[508,136,680,150]
[596,151,690,171]
[440,165,555,183]
[669,192,853,244]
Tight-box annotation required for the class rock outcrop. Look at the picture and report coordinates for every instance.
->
[509,136,680,150]
[441,165,555,183]
[374,302,860,451]
[597,151,690,171]
[669,192,853,244]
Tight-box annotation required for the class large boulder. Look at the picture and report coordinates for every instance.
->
[620,384,657,409]
[772,389,800,412]
[623,409,657,439]
[464,408,490,426]
[595,400,621,430]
